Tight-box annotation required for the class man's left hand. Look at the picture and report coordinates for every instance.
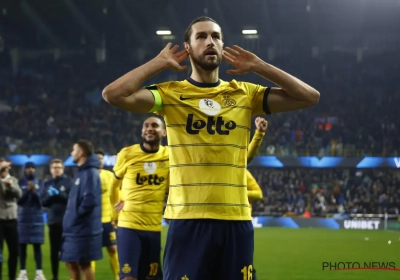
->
[222,45,260,75]
[255,117,268,133]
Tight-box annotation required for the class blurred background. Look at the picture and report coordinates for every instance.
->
[1,0,400,279]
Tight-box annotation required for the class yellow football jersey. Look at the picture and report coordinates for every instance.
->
[99,169,115,223]
[147,78,270,220]
[112,143,169,232]
[246,170,263,211]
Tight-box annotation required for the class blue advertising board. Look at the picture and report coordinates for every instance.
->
[3,154,400,169]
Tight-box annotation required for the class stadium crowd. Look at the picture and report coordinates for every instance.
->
[1,51,399,156]
[250,168,400,217]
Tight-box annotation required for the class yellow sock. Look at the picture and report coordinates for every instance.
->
[91,261,96,273]
[109,251,120,279]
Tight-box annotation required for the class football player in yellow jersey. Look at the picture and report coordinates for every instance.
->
[103,15,319,280]
[111,117,168,280]
[246,117,267,211]
[90,150,120,280]
[246,117,267,280]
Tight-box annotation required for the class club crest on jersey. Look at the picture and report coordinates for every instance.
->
[221,94,236,107]
[60,186,65,192]
[199,98,221,116]
[75,178,80,185]
[143,162,157,174]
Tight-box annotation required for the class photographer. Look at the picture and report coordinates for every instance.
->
[0,158,21,280]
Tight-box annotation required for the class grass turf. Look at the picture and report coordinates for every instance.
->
[1,227,400,280]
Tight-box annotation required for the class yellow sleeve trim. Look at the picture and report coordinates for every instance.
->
[146,86,163,112]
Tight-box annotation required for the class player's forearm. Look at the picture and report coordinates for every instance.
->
[247,130,265,164]
[252,59,320,105]
[102,58,165,103]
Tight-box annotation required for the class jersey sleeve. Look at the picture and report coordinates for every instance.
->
[165,172,170,195]
[112,150,127,180]
[247,130,265,164]
[108,172,120,221]
[238,82,271,116]
[144,82,171,116]
[246,170,263,201]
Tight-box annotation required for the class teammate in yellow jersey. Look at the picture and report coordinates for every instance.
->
[103,15,319,280]
[90,151,120,280]
[246,117,267,211]
[246,117,268,280]
[111,117,168,280]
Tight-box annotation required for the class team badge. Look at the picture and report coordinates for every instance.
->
[221,94,236,107]
[60,186,65,192]
[199,98,221,116]
[143,162,157,174]
[122,264,131,274]
[75,178,80,185]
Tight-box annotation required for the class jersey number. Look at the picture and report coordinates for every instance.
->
[149,262,158,276]
[241,265,253,280]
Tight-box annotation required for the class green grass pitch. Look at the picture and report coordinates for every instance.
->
[2,227,400,280]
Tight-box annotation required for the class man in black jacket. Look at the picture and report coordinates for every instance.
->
[42,159,72,280]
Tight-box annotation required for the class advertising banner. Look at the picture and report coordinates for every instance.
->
[250,217,390,230]
[3,154,400,169]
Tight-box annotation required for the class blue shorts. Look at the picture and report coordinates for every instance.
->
[102,222,117,247]
[163,219,254,280]
[117,227,162,279]
[60,234,102,263]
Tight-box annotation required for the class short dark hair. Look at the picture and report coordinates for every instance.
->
[95,150,105,156]
[144,116,166,129]
[184,16,221,44]
[76,139,94,157]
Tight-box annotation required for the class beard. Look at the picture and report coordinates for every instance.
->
[143,136,160,146]
[191,52,221,71]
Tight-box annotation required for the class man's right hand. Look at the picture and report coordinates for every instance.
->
[157,43,188,72]
[48,186,59,196]
[114,200,125,213]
